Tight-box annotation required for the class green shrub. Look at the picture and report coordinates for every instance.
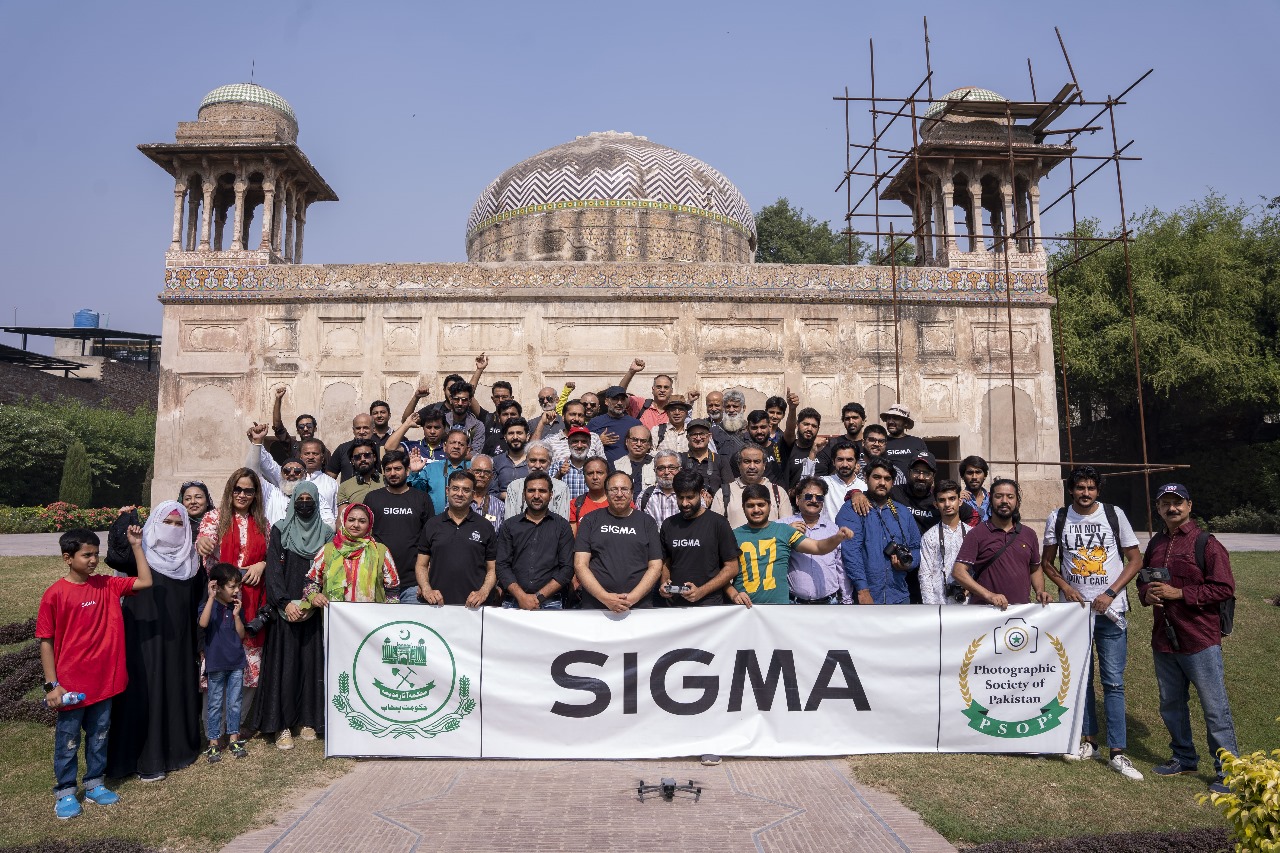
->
[58,439,93,506]
[1209,506,1280,534]
[1200,743,1280,851]
[0,504,148,534]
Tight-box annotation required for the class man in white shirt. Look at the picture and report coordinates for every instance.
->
[822,443,866,526]
[641,449,683,527]
[919,479,968,606]
[247,423,337,524]
[709,445,794,528]
[1041,465,1144,781]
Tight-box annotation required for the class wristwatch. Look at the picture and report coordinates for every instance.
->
[1103,588,1119,598]
[43,680,58,693]
[535,592,547,604]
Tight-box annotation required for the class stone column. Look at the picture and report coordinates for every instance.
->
[214,202,228,251]
[941,176,958,260]
[185,187,200,251]
[294,201,307,263]
[231,175,248,251]
[283,187,295,261]
[198,178,215,251]
[259,176,276,251]
[1028,180,1044,253]
[1001,183,1016,254]
[919,189,934,266]
[969,172,986,254]
[170,179,185,251]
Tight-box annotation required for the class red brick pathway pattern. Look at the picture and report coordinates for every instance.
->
[223,758,955,852]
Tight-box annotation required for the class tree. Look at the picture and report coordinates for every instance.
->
[58,440,93,507]
[754,198,866,264]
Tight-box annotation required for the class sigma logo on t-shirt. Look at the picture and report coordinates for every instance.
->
[602,525,637,535]
[383,507,415,515]
[469,531,481,542]
[670,538,701,547]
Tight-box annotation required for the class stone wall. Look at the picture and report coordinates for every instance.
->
[153,260,1062,521]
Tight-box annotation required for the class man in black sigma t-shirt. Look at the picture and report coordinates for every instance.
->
[573,471,663,611]
[880,403,928,484]
[658,470,739,607]
[415,470,497,607]
[363,450,434,603]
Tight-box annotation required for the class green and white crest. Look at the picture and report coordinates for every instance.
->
[332,619,475,739]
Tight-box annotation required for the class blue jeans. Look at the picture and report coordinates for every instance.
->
[501,597,564,610]
[1082,613,1128,750]
[399,586,421,604]
[1153,644,1239,773]
[206,669,244,739]
[54,697,111,799]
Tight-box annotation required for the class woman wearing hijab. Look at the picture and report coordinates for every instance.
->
[304,503,399,607]
[106,502,203,781]
[252,482,332,750]
[197,469,270,711]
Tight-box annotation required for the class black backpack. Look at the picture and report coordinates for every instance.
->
[105,509,141,575]
[1143,530,1235,637]
[1052,503,1121,562]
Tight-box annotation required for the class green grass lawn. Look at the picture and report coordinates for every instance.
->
[0,555,353,851]
[848,552,1280,847]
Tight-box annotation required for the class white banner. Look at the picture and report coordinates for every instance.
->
[324,603,1091,759]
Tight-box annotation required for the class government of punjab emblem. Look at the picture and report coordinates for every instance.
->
[333,620,475,739]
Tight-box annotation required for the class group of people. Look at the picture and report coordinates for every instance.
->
[34,355,1240,818]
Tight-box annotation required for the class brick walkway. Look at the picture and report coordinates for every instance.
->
[223,758,955,853]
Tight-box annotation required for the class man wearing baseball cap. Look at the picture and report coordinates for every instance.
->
[588,385,642,464]
[879,403,928,485]
[1140,483,1239,795]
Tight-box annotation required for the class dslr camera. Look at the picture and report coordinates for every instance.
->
[1138,565,1171,585]
[883,541,914,571]
[945,582,968,604]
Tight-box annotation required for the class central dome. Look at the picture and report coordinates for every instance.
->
[466,131,756,263]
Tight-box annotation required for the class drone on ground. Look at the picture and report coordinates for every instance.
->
[637,777,702,802]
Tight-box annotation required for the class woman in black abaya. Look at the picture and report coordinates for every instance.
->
[250,481,332,750]
[106,501,203,781]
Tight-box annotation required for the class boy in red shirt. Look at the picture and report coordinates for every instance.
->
[37,526,152,820]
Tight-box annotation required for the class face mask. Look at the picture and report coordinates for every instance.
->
[155,524,186,547]
[295,501,317,519]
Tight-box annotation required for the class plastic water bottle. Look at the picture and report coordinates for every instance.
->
[1101,605,1127,631]
[61,692,86,706]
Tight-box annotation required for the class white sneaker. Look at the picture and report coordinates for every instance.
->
[1063,741,1096,762]
[1108,753,1144,780]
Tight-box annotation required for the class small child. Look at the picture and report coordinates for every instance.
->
[199,562,248,762]
[37,526,152,820]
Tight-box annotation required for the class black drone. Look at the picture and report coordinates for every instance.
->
[637,777,702,802]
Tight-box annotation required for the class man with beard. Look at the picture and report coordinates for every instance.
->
[640,449,683,526]
[891,451,976,532]
[443,382,486,456]
[467,454,504,532]
[369,400,394,446]
[483,399,522,456]
[658,470,739,608]
[710,445,794,528]
[704,390,724,426]
[496,472,575,610]
[415,471,497,607]
[816,402,867,473]
[529,385,567,439]
[619,425,656,500]
[503,441,570,521]
[952,479,1050,609]
[746,410,787,482]
[326,414,379,482]
[837,459,920,605]
[247,423,308,525]
[879,404,928,485]
[580,391,601,422]
[336,439,384,508]
[555,426,593,500]
[713,390,749,470]
[364,450,434,602]
[821,443,866,526]
[492,418,530,500]
[547,400,606,473]
[574,472,664,611]
[781,406,829,495]
[267,386,329,465]
[589,386,641,464]
[570,457,612,534]
[408,428,471,513]
[654,395,693,453]
[254,431,336,525]
[959,455,992,522]
[680,420,732,496]
[617,359,695,430]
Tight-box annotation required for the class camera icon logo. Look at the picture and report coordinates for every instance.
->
[993,617,1039,654]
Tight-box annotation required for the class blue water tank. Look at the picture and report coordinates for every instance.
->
[73,309,99,328]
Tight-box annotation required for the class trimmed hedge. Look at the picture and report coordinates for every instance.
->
[0,504,147,535]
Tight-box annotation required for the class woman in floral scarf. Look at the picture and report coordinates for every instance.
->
[304,503,398,606]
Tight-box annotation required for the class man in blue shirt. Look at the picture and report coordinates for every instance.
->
[408,428,470,512]
[838,459,921,604]
[589,385,642,464]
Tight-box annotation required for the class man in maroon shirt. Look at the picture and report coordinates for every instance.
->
[951,479,1051,608]
[1140,483,1238,794]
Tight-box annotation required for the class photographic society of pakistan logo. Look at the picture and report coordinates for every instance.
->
[333,620,475,739]
[958,617,1071,739]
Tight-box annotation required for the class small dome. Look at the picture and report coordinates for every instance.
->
[924,87,1007,120]
[199,83,296,124]
[467,131,755,241]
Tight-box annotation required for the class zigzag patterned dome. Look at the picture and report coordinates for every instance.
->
[466,131,756,263]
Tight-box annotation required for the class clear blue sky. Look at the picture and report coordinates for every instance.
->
[0,1,1273,342]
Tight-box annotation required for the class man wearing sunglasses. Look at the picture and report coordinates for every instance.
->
[782,478,854,604]
[337,439,383,508]
[247,423,336,524]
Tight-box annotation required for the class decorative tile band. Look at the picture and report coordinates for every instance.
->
[160,262,1052,306]
[466,199,753,239]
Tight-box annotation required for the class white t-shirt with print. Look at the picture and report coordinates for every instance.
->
[1043,503,1139,612]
